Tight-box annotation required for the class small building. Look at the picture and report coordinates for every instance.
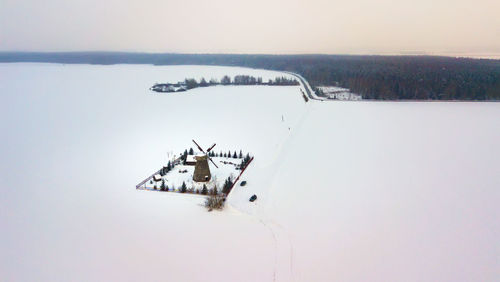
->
[185,155,198,166]
[153,174,162,182]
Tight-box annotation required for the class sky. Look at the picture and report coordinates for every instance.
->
[1,0,499,56]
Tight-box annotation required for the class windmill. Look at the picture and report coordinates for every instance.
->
[192,139,219,182]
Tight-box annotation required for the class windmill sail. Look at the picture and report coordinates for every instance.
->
[191,139,219,181]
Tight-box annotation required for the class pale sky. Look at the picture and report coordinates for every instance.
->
[1,0,499,55]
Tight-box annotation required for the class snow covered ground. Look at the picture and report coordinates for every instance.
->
[1,63,499,281]
[141,155,244,191]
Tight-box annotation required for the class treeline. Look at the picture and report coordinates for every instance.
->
[184,147,253,171]
[153,75,298,92]
[300,56,500,100]
[187,75,298,88]
[3,52,499,100]
[231,75,298,85]
[152,179,219,196]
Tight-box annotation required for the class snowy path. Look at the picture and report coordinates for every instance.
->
[227,100,313,281]
[286,71,326,101]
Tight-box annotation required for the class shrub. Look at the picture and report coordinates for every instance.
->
[204,194,225,211]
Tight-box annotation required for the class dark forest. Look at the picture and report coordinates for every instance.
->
[2,52,499,100]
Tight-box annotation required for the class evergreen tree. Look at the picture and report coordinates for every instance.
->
[233,151,237,158]
[182,150,188,164]
[222,178,228,193]
[221,75,231,85]
[161,180,166,191]
[184,78,198,89]
[189,147,194,155]
[199,77,208,87]
[240,153,252,170]
[181,181,187,193]
[239,150,243,158]
[222,177,234,194]
[201,184,208,195]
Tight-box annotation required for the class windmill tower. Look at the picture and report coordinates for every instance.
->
[192,139,219,182]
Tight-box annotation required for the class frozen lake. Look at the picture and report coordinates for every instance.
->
[1,63,499,281]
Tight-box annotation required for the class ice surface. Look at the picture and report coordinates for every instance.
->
[0,63,302,281]
[1,63,499,281]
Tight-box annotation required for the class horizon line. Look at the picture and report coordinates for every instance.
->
[2,50,500,60]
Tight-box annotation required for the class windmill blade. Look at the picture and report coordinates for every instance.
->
[192,139,206,154]
[207,143,216,152]
[193,139,218,168]
[208,156,219,168]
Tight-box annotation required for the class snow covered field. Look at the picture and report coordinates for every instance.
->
[1,63,499,281]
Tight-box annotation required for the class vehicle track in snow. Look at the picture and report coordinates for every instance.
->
[256,217,295,282]
[249,106,313,281]
[226,72,315,281]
